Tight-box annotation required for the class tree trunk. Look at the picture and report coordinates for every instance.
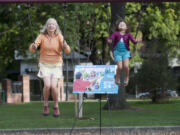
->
[101,36,109,64]
[89,40,99,64]
[104,3,130,110]
[110,3,125,27]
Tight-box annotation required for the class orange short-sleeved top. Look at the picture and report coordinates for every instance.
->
[34,33,64,64]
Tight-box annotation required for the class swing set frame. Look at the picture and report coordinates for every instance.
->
[0,0,178,3]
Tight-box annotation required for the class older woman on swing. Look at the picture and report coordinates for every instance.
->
[29,18,71,117]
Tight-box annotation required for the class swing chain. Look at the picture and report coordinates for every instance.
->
[26,3,35,41]
[132,3,148,56]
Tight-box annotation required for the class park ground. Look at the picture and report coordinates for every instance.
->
[0,98,180,129]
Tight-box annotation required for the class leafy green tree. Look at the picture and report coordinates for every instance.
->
[136,52,177,103]
[103,2,131,110]
[0,4,28,79]
[128,3,180,103]
[0,3,179,105]
[0,3,81,79]
[0,3,111,77]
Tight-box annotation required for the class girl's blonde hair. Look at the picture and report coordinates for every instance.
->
[40,18,62,35]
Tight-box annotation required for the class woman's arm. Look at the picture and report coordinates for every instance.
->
[29,43,37,53]
[63,40,71,55]
[29,34,42,53]
[58,34,71,55]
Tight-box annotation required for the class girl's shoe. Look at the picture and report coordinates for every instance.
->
[114,75,120,85]
[43,105,49,116]
[53,107,60,117]
[124,80,129,87]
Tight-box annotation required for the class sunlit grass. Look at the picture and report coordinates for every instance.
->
[0,98,180,129]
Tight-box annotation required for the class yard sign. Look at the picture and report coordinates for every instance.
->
[73,65,118,94]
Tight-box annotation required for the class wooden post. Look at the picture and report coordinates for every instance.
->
[22,75,30,103]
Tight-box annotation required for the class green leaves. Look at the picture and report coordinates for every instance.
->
[0,2,180,77]
[126,3,180,57]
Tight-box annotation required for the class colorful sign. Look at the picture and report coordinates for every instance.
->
[73,65,118,94]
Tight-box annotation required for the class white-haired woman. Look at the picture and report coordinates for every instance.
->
[29,18,71,117]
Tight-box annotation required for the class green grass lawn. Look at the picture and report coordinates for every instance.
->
[0,98,180,129]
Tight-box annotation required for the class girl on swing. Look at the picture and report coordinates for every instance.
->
[29,18,71,117]
[107,20,141,86]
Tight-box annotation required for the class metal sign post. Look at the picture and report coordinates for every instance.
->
[72,65,118,135]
